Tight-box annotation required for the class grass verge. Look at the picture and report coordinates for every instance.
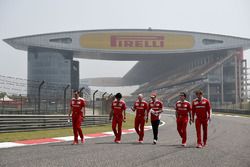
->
[0,113,151,142]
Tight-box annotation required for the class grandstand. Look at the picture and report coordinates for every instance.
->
[132,50,239,106]
[4,29,250,107]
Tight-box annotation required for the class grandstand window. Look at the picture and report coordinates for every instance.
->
[49,38,72,44]
[202,39,223,45]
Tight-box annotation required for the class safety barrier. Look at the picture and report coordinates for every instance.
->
[213,108,250,115]
[0,115,110,133]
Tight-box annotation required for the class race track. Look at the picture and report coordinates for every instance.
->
[0,114,249,167]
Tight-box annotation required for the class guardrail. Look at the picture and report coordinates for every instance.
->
[0,115,110,133]
[213,108,250,115]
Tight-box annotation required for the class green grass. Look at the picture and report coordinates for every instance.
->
[0,113,150,142]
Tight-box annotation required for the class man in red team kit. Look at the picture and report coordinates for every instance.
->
[131,94,148,143]
[109,93,126,143]
[147,93,163,144]
[68,90,86,145]
[175,92,191,147]
[191,90,211,148]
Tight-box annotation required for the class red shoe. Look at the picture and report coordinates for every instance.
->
[71,141,78,145]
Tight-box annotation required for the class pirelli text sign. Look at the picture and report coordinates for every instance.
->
[80,32,194,51]
[110,35,164,48]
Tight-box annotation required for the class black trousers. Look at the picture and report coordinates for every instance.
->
[151,120,160,140]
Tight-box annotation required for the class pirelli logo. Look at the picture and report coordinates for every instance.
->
[110,35,164,48]
[79,32,194,50]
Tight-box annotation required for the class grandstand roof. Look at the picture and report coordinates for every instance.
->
[4,29,250,88]
[4,29,250,61]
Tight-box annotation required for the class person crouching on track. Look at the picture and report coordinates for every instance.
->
[175,92,192,147]
[191,90,211,148]
[148,93,163,144]
[68,90,86,145]
[131,94,148,143]
[109,93,126,144]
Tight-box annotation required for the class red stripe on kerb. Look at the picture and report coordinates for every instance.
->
[16,138,63,144]
[122,129,135,133]
[86,133,112,137]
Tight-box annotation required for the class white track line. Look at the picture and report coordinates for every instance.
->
[0,120,167,149]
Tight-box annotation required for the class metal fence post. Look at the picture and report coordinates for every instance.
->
[108,93,113,98]
[38,80,45,114]
[19,94,22,114]
[34,97,37,114]
[2,95,4,114]
[93,90,98,115]
[71,89,73,99]
[79,87,85,98]
[107,93,113,115]
[55,100,58,113]
[64,84,70,114]
[101,92,107,115]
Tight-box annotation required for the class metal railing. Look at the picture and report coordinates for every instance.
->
[0,115,110,133]
[0,75,114,115]
[213,108,250,115]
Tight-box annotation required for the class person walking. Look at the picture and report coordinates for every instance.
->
[131,94,148,143]
[175,92,191,147]
[109,93,126,143]
[68,90,86,145]
[148,93,163,144]
[191,90,211,148]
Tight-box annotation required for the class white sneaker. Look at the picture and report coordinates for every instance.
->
[138,140,143,144]
[196,144,202,148]
[182,143,186,147]
[116,140,121,144]
[153,139,157,145]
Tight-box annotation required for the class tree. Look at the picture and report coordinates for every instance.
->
[0,92,7,99]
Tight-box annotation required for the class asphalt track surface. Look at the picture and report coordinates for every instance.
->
[0,114,250,167]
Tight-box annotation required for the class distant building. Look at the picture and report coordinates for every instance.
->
[4,29,250,105]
